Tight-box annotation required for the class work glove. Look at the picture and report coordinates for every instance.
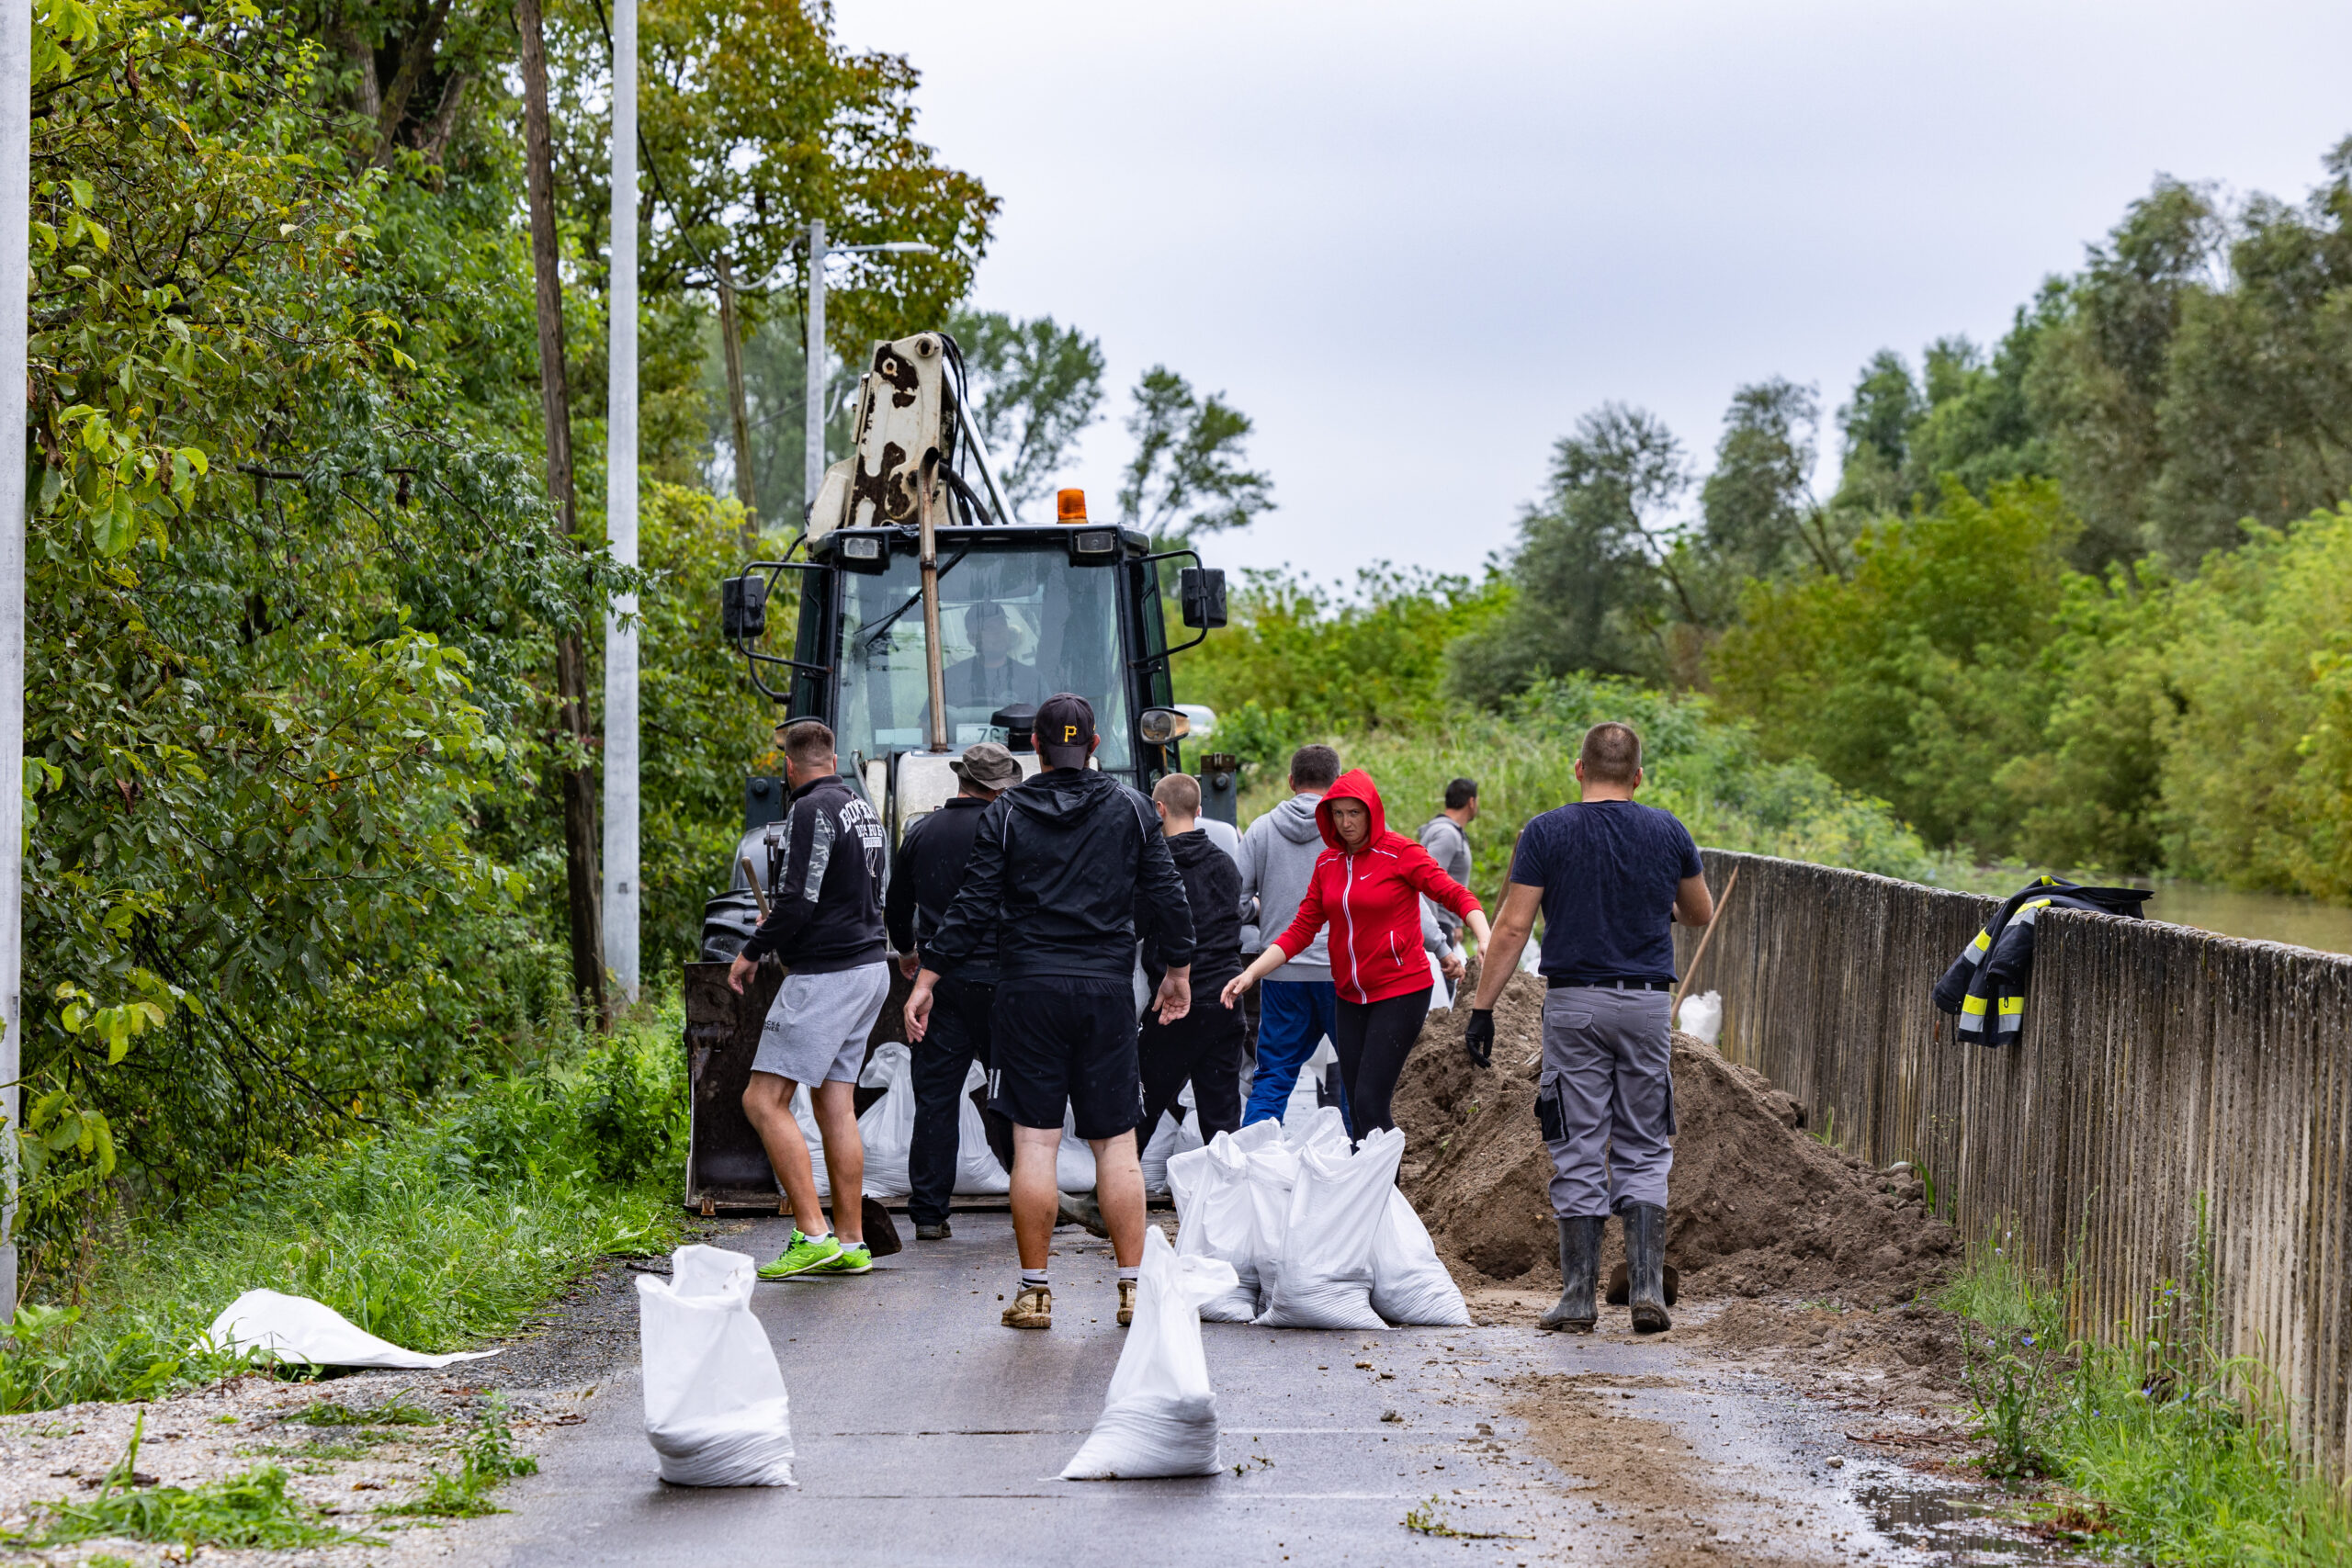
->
[1464,1009,1495,1068]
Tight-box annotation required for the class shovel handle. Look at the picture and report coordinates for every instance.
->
[1670,863,1738,1027]
[741,856,771,921]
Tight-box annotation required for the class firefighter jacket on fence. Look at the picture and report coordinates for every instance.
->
[1932,875,2152,1045]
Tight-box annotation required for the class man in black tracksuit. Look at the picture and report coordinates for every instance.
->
[884,741,1023,1241]
[726,720,890,1279]
[907,693,1195,1332]
[1140,773,1247,1139]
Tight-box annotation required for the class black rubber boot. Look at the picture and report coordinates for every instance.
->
[1624,1201,1671,1333]
[1539,1216,1602,1333]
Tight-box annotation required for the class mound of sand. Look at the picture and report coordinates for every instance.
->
[1395,969,1957,1306]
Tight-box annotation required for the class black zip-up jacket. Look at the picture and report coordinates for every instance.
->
[740,773,888,971]
[885,794,999,985]
[1932,874,2148,1044]
[1146,829,1241,993]
[927,767,1195,984]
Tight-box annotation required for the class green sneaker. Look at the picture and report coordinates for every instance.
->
[756,1230,841,1280]
[804,1241,873,1277]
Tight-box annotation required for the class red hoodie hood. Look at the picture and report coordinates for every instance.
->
[1313,769,1391,852]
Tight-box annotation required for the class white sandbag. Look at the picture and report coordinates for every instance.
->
[854,1043,914,1199]
[1256,1128,1404,1331]
[1139,1108,1204,1199]
[197,1291,500,1370]
[1370,1188,1472,1327]
[636,1246,797,1487]
[1059,1226,1238,1480]
[1282,1103,1351,1156]
[1283,1037,1338,1124]
[1172,1122,1276,1323]
[790,1084,830,1201]
[1241,1140,1305,1313]
[954,1060,1011,1195]
[1679,989,1724,1046]
[1057,1105,1098,1192]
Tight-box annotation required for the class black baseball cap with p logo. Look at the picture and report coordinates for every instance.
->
[1035,692,1096,765]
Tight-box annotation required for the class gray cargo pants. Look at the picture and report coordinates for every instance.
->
[1537,987,1676,1219]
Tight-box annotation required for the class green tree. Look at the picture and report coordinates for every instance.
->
[18,0,591,1247]
[950,310,1105,513]
[1712,480,2076,853]
[1116,366,1274,538]
[1446,403,1684,703]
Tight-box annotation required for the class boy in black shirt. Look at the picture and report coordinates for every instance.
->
[1140,773,1247,1139]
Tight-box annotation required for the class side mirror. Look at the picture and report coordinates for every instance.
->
[722,575,768,639]
[1180,567,1227,629]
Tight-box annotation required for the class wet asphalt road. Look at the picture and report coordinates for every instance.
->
[443,1213,2059,1567]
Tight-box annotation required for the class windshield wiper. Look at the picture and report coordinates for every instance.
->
[862,548,971,651]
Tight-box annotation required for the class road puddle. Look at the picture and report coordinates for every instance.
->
[1852,1473,2078,1563]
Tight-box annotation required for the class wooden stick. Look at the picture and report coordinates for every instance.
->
[740,856,770,920]
[1671,863,1739,1026]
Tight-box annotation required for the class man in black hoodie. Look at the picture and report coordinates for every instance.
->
[727,721,890,1280]
[885,741,1023,1241]
[1139,773,1246,1140]
[908,694,1196,1332]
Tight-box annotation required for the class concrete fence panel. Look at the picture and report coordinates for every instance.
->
[1676,849,2352,1476]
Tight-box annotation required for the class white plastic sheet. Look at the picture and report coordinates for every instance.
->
[854,1043,915,1199]
[1370,1187,1472,1327]
[1255,1128,1404,1330]
[197,1291,501,1370]
[1058,1226,1238,1480]
[1679,990,1724,1046]
[635,1246,797,1487]
[1170,1120,1276,1322]
[1057,1105,1099,1192]
[954,1060,1011,1195]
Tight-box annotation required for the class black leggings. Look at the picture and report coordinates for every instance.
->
[1333,987,1432,1139]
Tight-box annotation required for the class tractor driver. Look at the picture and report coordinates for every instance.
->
[942,601,1046,714]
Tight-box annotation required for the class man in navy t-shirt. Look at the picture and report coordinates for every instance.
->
[1464,721,1713,1336]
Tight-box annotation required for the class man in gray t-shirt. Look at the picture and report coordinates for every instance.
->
[1418,778,1478,945]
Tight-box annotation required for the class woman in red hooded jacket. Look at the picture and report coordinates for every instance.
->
[1221,770,1491,1137]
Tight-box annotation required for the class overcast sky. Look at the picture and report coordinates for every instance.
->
[833,1,2352,587]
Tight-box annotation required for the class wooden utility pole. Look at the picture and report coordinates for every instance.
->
[715,252,758,542]
[517,0,605,1024]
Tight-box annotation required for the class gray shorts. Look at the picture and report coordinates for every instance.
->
[752,964,891,1087]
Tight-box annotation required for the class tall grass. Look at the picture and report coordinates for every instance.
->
[1938,1225,2352,1564]
[1237,674,1971,894]
[2,1010,692,1412]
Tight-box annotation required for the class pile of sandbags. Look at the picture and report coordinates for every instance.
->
[1138,1088,1204,1199]
[1167,1110,1470,1329]
[801,1046,1012,1201]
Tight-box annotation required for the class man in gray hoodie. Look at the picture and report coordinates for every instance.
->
[1237,744,1344,1124]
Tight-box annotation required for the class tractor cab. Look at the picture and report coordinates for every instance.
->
[681,329,1233,1214]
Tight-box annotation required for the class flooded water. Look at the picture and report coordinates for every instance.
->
[2137,879,2352,957]
[1947,869,2352,957]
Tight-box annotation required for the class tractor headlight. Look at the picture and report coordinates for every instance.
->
[1138,707,1192,745]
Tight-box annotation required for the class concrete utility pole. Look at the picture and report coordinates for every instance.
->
[800,226,936,525]
[601,0,639,1006]
[0,0,28,1314]
[803,217,826,518]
